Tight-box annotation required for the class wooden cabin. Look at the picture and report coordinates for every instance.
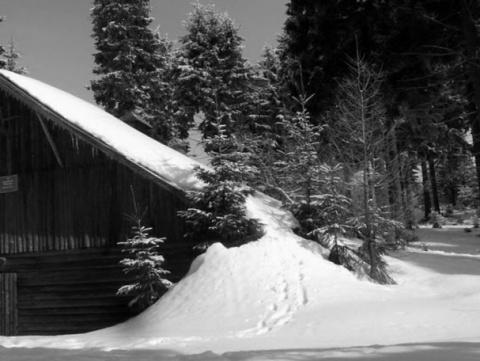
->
[0,70,201,336]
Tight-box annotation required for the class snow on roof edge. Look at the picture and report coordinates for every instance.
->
[0,70,205,193]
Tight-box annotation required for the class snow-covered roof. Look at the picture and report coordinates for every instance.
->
[0,70,204,193]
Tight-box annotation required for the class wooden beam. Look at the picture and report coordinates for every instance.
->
[0,115,19,135]
[0,115,19,122]
[36,112,64,168]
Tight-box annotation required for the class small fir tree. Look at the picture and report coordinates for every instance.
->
[117,195,172,312]
[3,37,28,74]
[0,17,7,69]
[309,164,352,243]
[276,94,323,234]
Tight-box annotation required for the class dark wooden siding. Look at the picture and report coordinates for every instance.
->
[0,243,197,335]
[0,273,17,335]
[0,88,186,254]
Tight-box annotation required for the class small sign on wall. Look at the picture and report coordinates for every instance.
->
[0,175,18,193]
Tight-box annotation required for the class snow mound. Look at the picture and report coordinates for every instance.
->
[77,194,368,347]
[121,232,359,339]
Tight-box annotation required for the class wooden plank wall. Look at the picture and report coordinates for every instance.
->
[0,88,186,255]
[0,273,17,336]
[0,243,198,335]
[0,164,185,254]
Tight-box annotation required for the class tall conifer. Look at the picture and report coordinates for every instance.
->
[90,0,186,143]
[176,2,252,139]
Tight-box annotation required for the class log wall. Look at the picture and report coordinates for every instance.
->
[0,273,17,336]
[0,244,198,335]
[0,87,186,254]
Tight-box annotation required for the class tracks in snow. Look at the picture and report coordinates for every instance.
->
[237,252,309,337]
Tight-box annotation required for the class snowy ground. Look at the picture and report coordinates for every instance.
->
[1,195,480,360]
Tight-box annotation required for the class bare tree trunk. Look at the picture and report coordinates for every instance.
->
[376,158,390,209]
[367,238,378,280]
[428,157,440,213]
[449,185,456,206]
[421,158,431,220]
[402,156,416,229]
[386,123,403,220]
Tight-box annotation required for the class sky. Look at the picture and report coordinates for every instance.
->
[0,0,288,104]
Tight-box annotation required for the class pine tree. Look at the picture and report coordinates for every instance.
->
[0,16,7,69]
[247,45,287,132]
[90,0,187,143]
[117,195,172,312]
[3,37,28,74]
[178,126,263,250]
[276,92,324,231]
[175,2,252,139]
[309,164,352,247]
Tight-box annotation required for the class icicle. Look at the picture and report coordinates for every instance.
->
[70,134,80,153]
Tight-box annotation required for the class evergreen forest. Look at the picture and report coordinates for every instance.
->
[2,0,480,286]
[87,0,480,285]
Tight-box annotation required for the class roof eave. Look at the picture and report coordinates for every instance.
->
[0,73,185,197]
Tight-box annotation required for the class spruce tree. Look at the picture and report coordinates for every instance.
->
[175,2,252,139]
[178,127,263,250]
[118,196,172,312]
[249,45,287,132]
[3,37,27,74]
[0,16,6,69]
[90,0,187,143]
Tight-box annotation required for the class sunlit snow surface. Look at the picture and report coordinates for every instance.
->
[2,193,480,360]
[0,71,479,360]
